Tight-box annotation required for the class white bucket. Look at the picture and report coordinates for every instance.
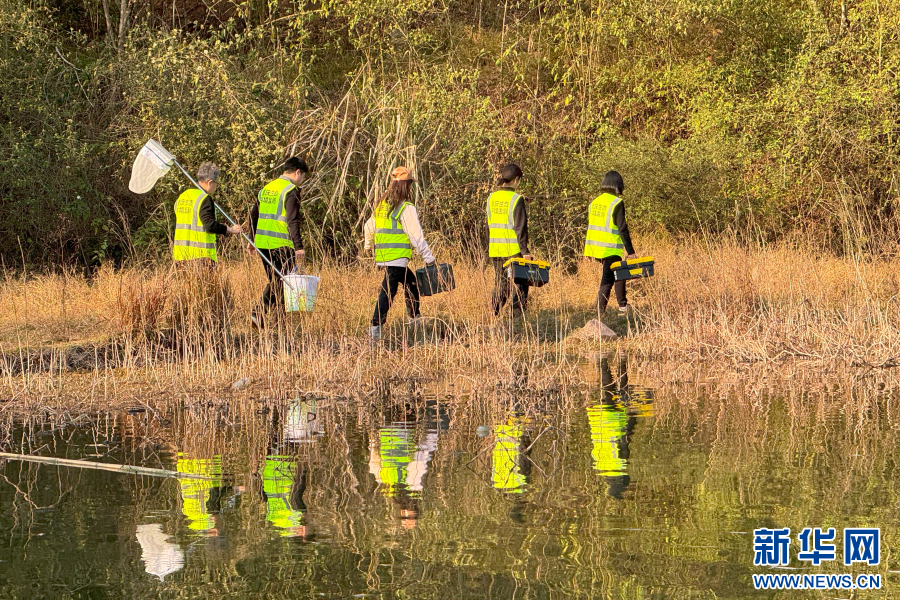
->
[283,274,319,312]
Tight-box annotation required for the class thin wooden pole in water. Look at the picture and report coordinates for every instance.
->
[0,452,211,480]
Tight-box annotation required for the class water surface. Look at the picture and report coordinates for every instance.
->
[1,357,897,599]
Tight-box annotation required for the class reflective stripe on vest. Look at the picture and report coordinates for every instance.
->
[487,190,521,258]
[173,189,217,261]
[255,177,296,250]
[373,201,412,263]
[584,193,625,259]
[587,404,628,476]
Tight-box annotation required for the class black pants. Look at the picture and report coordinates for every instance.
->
[492,257,528,315]
[597,255,627,312]
[371,266,421,327]
[258,246,295,313]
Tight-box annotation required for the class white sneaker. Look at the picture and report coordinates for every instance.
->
[368,326,381,340]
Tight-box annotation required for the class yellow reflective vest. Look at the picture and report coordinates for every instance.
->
[492,423,527,493]
[586,403,628,476]
[378,427,415,498]
[373,201,412,263]
[487,190,522,258]
[255,177,296,250]
[176,455,222,532]
[584,193,625,259]
[173,189,216,261]
[261,456,304,535]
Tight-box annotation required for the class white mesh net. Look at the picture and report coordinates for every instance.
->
[128,139,175,193]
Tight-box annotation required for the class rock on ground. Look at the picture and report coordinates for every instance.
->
[569,319,618,341]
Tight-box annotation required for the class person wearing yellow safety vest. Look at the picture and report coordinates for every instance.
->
[487,164,531,315]
[248,157,309,327]
[172,162,243,265]
[584,170,637,315]
[363,166,435,341]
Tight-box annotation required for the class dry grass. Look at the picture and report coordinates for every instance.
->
[638,238,899,363]
[0,236,897,409]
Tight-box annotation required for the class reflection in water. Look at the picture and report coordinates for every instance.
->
[282,399,323,443]
[370,423,416,498]
[369,402,448,529]
[176,454,225,534]
[261,457,307,537]
[491,418,530,493]
[586,353,654,499]
[135,523,184,580]
[1,363,897,599]
[262,398,319,538]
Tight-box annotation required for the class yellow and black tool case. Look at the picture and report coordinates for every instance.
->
[503,258,551,287]
[610,256,655,281]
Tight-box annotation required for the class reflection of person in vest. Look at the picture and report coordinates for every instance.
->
[176,454,227,535]
[583,170,637,315]
[492,417,532,494]
[368,402,446,529]
[172,162,243,266]
[362,166,436,341]
[370,423,416,498]
[487,164,532,315]
[260,456,308,538]
[586,354,637,499]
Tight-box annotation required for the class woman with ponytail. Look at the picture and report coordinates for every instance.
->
[363,167,435,340]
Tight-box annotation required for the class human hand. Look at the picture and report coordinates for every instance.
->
[245,242,255,255]
[227,224,243,235]
[522,254,533,261]
[295,249,306,263]
[626,253,637,260]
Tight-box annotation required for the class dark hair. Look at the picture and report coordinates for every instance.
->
[282,157,309,174]
[600,170,624,195]
[498,163,523,186]
[381,179,413,214]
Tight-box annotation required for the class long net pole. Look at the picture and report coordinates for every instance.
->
[172,160,287,282]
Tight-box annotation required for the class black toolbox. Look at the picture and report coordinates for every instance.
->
[415,263,456,296]
[503,258,551,287]
[610,256,655,281]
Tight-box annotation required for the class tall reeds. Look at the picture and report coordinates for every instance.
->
[0,236,896,409]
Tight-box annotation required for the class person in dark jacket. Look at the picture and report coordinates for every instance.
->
[248,157,308,326]
[583,171,637,314]
[487,164,531,315]
[172,161,243,265]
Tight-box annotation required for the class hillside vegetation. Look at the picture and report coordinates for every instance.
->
[0,0,897,266]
